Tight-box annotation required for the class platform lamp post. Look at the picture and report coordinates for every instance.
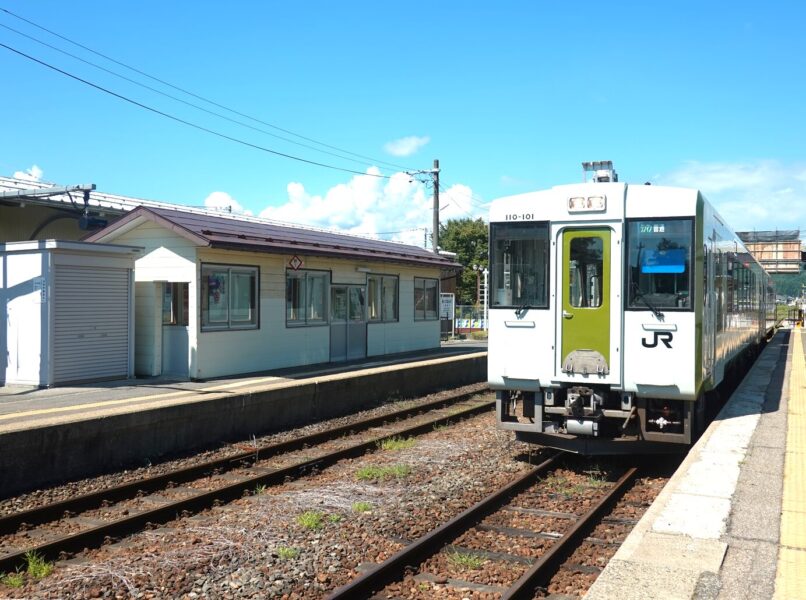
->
[483,267,489,331]
[472,264,481,307]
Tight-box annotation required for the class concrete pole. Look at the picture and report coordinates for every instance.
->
[432,159,440,254]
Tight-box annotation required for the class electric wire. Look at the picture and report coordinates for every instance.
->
[0,22,402,171]
[0,42,391,179]
[438,183,484,219]
[439,181,490,209]
[0,7,417,173]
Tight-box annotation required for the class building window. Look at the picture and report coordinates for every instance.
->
[286,270,328,325]
[201,264,259,330]
[414,277,439,320]
[368,275,399,322]
[163,282,189,326]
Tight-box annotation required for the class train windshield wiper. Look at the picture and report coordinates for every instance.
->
[515,303,531,318]
[632,284,664,320]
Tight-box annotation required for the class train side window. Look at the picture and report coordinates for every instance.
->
[490,222,549,308]
[626,218,693,310]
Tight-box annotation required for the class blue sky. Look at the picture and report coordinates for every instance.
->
[2,1,805,245]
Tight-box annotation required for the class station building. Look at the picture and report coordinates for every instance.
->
[85,206,460,380]
[1,175,461,384]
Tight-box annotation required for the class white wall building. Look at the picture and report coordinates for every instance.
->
[0,240,142,386]
[87,206,459,380]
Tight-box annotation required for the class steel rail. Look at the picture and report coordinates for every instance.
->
[501,466,639,600]
[326,453,563,599]
[0,397,493,574]
[0,384,488,536]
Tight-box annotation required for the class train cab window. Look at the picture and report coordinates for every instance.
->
[490,222,549,308]
[627,218,693,310]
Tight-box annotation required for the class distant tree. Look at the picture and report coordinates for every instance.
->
[439,218,488,305]
[772,272,806,298]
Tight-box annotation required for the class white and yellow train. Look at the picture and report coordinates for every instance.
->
[488,165,777,454]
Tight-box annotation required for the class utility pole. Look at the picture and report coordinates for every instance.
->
[406,159,441,254]
[432,159,440,254]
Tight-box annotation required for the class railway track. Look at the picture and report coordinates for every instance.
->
[328,454,641,599]
[0,386,493,575]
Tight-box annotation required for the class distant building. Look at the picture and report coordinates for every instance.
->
[736,230,802,274]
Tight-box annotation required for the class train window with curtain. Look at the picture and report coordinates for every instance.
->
[201,264,259,330]
[490,222,549,308]
[626,218,693,310]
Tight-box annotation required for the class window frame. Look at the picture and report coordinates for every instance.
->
[162,282,189,326]
[489,221,551,310]
[367,274,399,323]
[624,216,695,313]
[285,268,330,327]
[414,277,439,321]
[201,263,260,331]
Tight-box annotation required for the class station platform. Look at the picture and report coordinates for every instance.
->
[587,328,805,600]
[0,341,487,497]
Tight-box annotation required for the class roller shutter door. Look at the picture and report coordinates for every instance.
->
[52,265,131,384]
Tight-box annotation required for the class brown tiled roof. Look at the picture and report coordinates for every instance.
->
[88,206,461,269]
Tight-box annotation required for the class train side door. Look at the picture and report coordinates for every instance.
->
[560,228,611,375]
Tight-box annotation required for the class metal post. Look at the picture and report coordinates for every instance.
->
[432,159,440,254]
[483,268,489,330]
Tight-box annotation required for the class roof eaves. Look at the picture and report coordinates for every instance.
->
[85,206,210,246]
[209,240,459,269]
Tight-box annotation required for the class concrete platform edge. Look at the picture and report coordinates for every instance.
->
[586,333,788,600]
[0,354,486,498]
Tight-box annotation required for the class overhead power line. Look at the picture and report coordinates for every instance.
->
[0,7,416,173]
[0,21,400,171]
[0,42,391,179]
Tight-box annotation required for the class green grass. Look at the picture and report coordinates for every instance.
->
[296,511,325,530]
[24,551,53,580]
[377,436,416,451]
[254,484,267,495]
[355,464,411,481]
[584,465,610,488]
[542,474,585,498]
[352,501,373,513]
[446,548,485,570]
[276,546,299,560]
[327,514,343,523]
[0,571,24,588]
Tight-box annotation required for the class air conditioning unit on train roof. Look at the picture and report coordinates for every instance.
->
[582,160,618,183]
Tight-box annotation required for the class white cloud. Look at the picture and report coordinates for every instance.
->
[658,160,806,232]
[383,135,430,157]
[203,191,252,216]
[13,165,43,182]
[258,168,484,248]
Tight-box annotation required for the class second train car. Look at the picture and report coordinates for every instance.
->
[489,167,776,454]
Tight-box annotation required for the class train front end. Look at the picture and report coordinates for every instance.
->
[488,176,701,454]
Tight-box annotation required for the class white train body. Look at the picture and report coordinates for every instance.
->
[488,182,775,454]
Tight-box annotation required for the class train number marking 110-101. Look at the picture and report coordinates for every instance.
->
[504,213,535,221]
